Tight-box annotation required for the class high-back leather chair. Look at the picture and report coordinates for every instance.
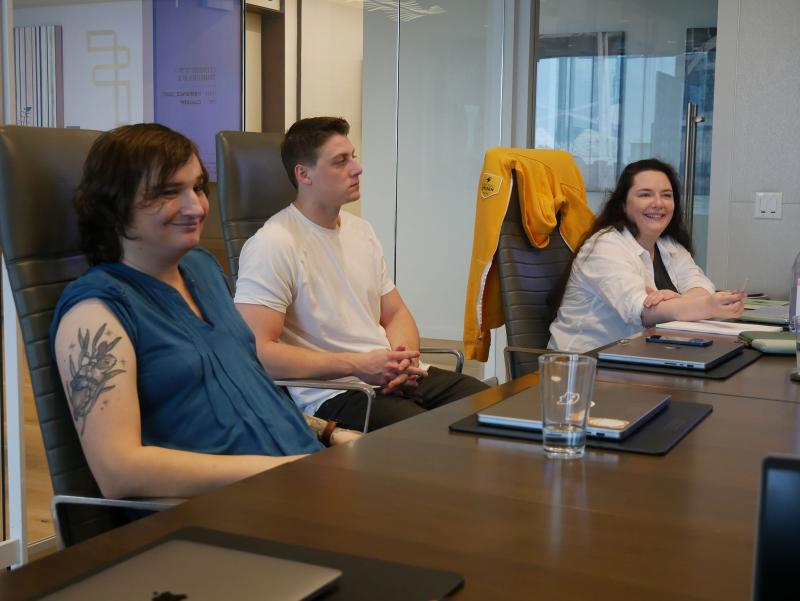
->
[215,131,294,280]
[0,126,176,548]
[497,172,574,379]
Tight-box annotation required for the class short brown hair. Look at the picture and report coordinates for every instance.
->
[75,123,209,265]
[280,116,350,188]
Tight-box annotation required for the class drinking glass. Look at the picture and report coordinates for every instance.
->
[538,354,597,458]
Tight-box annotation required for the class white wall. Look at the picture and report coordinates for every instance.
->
[299,0,362,214]
[14,0,144,129]
[707,0,800,297]
[244,10,261,132]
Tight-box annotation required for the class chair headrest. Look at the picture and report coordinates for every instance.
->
[0,126,100,263]
[215,130,296,224]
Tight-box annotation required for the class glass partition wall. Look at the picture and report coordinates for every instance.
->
[300,0,505,342]
[533,0,718,267]
[364,0,504,341]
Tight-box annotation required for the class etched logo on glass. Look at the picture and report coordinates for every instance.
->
[557,392,580,406]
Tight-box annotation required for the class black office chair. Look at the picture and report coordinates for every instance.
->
[497,172,575,379]
[214,131,466,429]
[0,126,180,548]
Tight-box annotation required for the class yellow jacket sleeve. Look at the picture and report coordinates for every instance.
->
[463,148,594,361]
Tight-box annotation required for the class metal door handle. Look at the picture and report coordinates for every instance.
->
[683,102,704,236]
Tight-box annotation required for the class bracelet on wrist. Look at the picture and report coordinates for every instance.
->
[321,419,338,446]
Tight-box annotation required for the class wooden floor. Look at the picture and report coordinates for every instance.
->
[22,363,56,543]
[16,339,483,546]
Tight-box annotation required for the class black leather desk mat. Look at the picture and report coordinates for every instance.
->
[593,347,762,379]
[450,400,713,456]
[34,527,464,601]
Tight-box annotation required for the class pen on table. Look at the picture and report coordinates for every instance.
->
[738,277,750,295]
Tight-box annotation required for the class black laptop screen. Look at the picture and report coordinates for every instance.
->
[753,457,800,600]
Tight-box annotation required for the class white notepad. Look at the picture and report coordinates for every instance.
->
[657,320,783,337]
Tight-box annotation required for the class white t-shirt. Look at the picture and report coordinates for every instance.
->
[234,204,396,414]
[548,227,715,352]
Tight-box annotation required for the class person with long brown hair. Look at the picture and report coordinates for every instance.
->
[549,158,744,352]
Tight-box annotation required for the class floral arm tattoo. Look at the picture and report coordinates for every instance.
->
[66,323,125,435]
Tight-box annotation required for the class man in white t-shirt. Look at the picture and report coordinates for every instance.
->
[234,117,488,431]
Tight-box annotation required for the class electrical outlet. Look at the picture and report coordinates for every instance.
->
[754,192,782,219]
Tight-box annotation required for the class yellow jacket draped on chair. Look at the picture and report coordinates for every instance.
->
[463,148,594,361]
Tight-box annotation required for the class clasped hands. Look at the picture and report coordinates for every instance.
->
[643,285,746,318]
[354,345,428,395]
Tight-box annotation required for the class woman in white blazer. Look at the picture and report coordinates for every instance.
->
[549,159,744,352]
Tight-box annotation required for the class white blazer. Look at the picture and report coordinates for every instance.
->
[548,227,714,352]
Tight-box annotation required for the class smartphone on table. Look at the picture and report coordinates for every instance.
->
[645,334,713,347]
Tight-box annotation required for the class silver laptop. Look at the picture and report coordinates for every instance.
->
[477,381,671,440]
[597,336,744,370]
[40,539,342,601]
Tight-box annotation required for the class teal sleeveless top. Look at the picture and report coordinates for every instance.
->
[50,248,322,456]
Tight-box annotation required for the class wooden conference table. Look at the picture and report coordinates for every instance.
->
[3,354,800,600]
[597,329,800,403]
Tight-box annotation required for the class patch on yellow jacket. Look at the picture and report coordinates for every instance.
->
[479,173,503,199]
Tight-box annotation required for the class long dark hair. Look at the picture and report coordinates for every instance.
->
[75,123,208,265]
[548,158,693,312]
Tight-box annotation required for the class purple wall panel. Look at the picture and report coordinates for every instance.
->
[154,0,242,180]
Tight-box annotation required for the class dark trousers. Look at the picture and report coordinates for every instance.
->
[314,367,489,432]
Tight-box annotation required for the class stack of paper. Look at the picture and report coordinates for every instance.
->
[657,320,783,336]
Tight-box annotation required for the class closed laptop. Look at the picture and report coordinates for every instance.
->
[477,381,671,440]
[40,539,341,601]
[597,336,744,370]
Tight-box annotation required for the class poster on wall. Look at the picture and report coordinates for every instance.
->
[153,0,242,180]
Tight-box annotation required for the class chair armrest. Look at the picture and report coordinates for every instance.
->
[51,494,185,549]
[274,379,376,433]
[504,345,580,379]
[503,345,552,379]
[419,347,464,374]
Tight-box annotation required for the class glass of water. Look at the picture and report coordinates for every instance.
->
[538,354,597,458]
